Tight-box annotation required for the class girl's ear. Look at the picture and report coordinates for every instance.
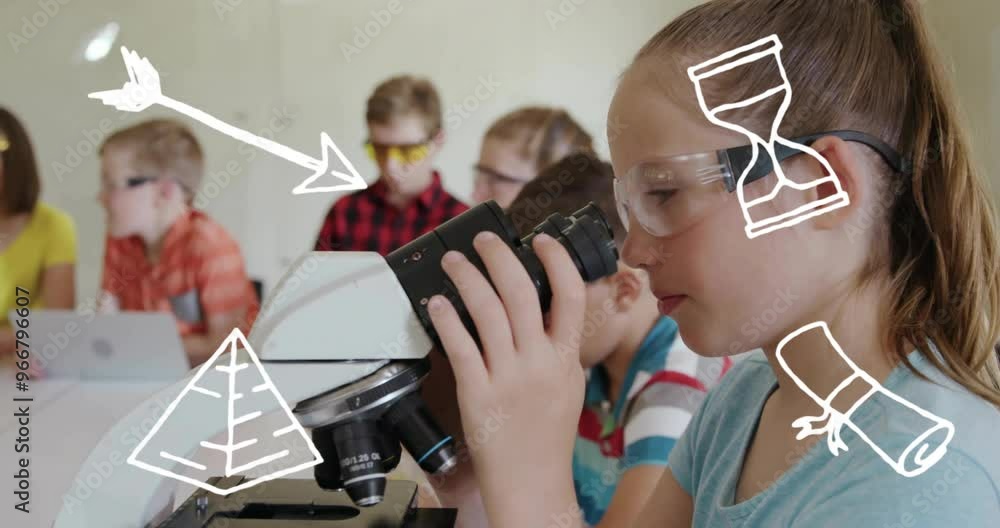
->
[804,135,869,231]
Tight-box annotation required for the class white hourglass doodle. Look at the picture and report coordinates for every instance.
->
[688,35,851,239]
[777,322,955,478]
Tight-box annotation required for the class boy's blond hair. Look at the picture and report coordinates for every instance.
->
[366,75,442,136]
[100,119,204,199]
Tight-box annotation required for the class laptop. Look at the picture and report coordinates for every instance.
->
[11,310,190,381]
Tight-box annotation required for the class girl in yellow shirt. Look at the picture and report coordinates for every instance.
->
[0,107,77,362]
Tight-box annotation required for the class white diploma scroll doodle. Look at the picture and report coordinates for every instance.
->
[776,322,955,477]
[88,46,367,195]
[687,35,850,239]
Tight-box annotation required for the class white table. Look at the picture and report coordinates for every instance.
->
[1,376,170,527]
[0,372,440,528]
[0,375,322,527]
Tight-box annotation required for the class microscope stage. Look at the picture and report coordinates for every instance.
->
[157,476,456,527]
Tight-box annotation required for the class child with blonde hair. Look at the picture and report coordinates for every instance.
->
[427,1,1000,526]
[98,119,258,367]
[471,106,593,208]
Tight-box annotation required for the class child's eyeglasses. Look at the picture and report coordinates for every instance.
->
[613,130,911,238]
[473,164,532,187]
[364,140,432,164]
[100,175,163,193]
[125,176,161,188]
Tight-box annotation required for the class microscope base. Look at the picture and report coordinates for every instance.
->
[156,476,456,527]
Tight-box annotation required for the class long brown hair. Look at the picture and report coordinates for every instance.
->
[485,106,594,174]
[0,107,41,215]
[634,0,1000,406]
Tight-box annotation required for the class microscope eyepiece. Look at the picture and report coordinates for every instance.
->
[387,200,619,344]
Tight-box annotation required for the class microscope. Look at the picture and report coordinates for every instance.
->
[53,200,618,527]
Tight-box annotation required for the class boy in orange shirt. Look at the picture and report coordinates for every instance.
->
[97,119,258,367]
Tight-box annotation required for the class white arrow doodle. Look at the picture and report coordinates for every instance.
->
[89,46,367,195]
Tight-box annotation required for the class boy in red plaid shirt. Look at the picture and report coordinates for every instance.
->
[314,75,468,255]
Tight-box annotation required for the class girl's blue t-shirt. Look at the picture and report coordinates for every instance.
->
[668,348,1000,527]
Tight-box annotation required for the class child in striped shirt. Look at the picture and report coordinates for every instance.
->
[506,153,731,527]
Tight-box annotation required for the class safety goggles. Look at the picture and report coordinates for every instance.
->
[364,140,432,164]
[0,133,9,153]
[613,130,910,237]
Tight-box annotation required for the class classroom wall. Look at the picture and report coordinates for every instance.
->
[0,0,698,302]
[1,1,995,306]
[925,0,1000,204]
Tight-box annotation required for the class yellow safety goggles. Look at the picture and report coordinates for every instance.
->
[364,140,431,164]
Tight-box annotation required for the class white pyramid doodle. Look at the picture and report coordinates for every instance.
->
[127,328,323,495]
[688,35,850,239]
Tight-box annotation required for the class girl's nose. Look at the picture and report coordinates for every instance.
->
[620,225,667,270]
[620,231,645,269]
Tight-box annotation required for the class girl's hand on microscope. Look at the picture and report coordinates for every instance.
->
[427,231,586,528]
